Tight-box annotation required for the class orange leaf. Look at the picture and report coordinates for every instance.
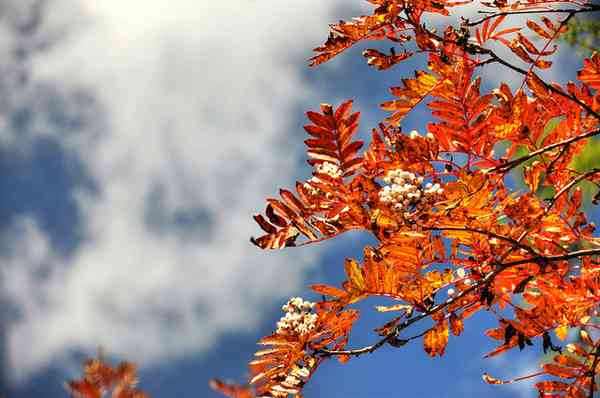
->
[449,312,464,336]
[527,19,552,40]
[210,379,255,398]
[523,160,544,192]
[542,363,579,379]
[535,381,570,393]
[345,258,366,291]
[383,71,440,125]
[423,322,449,357]
[482,373,504,385]
[579,329,594,346]
[555,325,569,341]
[577,51,600,90]
[311,284,347,298]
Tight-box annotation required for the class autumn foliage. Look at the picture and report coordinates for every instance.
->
[72,0,600,397]
[207,0,600,397]
[66,358,148,398]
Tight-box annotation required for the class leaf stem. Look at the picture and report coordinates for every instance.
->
[547,168,600,209]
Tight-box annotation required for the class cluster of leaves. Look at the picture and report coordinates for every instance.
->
[66,357,148,398]
[484,329,600,397]
[209,0,600,397]
[60,1,600,397]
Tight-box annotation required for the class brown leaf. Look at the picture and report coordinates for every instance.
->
[526,20,552,39]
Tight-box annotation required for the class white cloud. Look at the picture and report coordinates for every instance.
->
[1,0,345,382]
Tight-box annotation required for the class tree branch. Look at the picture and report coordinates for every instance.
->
[484,128,600,173]
[465,4,600,27]
[477,45,600,121]
[547,168,600,209]
[424,226,537,255]
[589,344,600,398]
[316,330,427,357]
[500,248,600,267]
[315,248,600,358]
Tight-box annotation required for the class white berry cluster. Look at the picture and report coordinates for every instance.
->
[303,161,341,197]
[276,297,318,336]
[378,169,444,217]
[276,366,311,396]
[269,358,317,397]
[409,129,435,140]
[315,161,342,179]
[303,177,322,196]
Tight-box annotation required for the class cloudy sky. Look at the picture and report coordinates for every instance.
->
[0,1,592,398]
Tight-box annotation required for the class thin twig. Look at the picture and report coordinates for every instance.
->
[431,18,600,121]
[424,226,537,255]
[545,142,571,177]
[589,344,600,398]
[547,168,600,208]
[501,248,600,267]
[466,5,600,27]
[484,128,600,173]
[317,330,427,357]
[478,46,600,121]
[314,247,600,357]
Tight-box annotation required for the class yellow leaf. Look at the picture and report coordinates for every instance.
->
[398,231,427,238]
[375,304,413,313]
[345,258,366,291]
[383,71,440,125]
[555,325,568,341]
[373,210,399,231]
[523,160,544,192]
[545,226,562,233]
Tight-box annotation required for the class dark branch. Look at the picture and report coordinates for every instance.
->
[314,248,600,358]
[466,4,600,27]
[484,128,600,173]
[547,168,600,209]
[461,10,600,123]
[589,344,600,398]
[424,226,538,255]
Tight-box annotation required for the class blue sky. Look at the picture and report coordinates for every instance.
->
[0,1,593,398]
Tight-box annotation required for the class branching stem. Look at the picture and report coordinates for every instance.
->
[484,128,600,173]
[315,248,600,357]
[466,4,600,27]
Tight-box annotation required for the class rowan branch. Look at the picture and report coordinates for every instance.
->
[547,168,600,208]
[433,18,600,123]
[544,141,571,177]
[424,226,537,255]
[477,45,600,121]
[314,247,600,358]
[484,128,600,173]
[316,330,427,357]
[589,344,600,398]
[465,4,600,27]
[501,248,600,267]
